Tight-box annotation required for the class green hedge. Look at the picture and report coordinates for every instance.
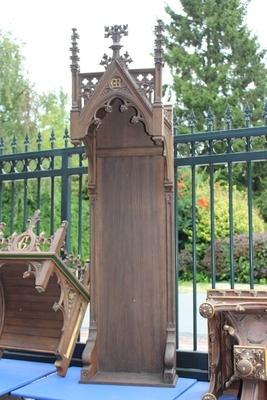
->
[178,233,267,283]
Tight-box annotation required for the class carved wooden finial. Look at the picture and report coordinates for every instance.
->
[27,209,41,230]
[105,24,128,58]
[153,20,165,105]
[100,24,132,69]
[70,28,80,72]
[154,20,165,66]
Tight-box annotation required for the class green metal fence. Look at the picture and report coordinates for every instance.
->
[174,104,267,363]
[0,130,89,258]
[0,106,267,377]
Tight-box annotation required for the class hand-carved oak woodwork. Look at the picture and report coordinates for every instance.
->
[70,22,176,387]
[200,289,267,400]
[0,211,90,376]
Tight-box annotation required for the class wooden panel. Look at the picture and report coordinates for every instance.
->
[0,334,58,352]
[6,294,56,303]
[96,99,153,149]
[0,264,63,353]
[2,324,60,338]
[5,310,60,322]
[97,155,167,373]
[97,147,162,158]
[4,317,62,328]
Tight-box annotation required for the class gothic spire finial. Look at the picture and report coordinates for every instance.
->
[70,28,80,72]
[100,24,132,69]
[154,19,165,66]
[104,24,128,59]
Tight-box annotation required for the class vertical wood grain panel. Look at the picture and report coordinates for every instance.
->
[97,156,167,372]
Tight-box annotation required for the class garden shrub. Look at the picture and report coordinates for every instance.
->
[195,182,265,246]
[178,170,265,250]
[177,168,266,282]
[202,233,267,283]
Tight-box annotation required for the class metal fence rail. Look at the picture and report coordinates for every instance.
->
[174,108,267,357]
[0,130,88,258]
[0,114,267,378]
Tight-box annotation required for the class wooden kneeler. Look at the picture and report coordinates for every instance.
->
[0,210,90,376]
[70,23,177,386]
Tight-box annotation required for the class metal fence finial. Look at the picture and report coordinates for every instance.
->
[11,134,17,154]
[24,133,30,152]
[50,128,55,149]
[225,105,233,130]
[188,110,196,133]
[244,103,252,128]
[63,127,69,148]
[207,107,214,131]
[37,130,42,151]
[263,99,267,126]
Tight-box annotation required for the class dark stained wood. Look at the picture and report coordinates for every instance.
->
[96,157,167,373]
[0,215,90,376]
[87,372,174,387]
[97,155,166,373]
[71,24,176,386]
[4,317,63,329]
[96,101,153,149]
[0,334,59,352]
[5,310,61,322]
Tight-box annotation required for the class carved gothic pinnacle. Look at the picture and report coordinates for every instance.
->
[100,53,112,69]
[154,19,165,66]
[27,209,41,230]
[70,28,80,72]
[104,25,128,52]
[100,24,132,68]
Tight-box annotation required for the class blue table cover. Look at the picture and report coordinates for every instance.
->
[176,381,237,400]
[12,367,197,400]
[0,358,55,395]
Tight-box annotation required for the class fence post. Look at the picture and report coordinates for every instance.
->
[61,150,71,253]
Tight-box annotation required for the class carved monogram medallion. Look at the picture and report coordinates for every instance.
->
[109,77,122,89]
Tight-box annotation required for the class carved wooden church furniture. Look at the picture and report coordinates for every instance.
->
[199,289,267,400]
[0,211,90,376]
[70,23,177,386]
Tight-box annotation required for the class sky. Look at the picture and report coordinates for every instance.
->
[0,0,267,97]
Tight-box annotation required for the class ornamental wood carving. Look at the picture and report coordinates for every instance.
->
[70,23,176,386]
[200,289,267,400]
[0,211,90,376]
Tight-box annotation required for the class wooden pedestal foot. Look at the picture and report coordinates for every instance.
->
[202,393,217,400]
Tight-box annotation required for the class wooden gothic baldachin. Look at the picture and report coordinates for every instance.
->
[0,211,90,376]
[70,23,177,386]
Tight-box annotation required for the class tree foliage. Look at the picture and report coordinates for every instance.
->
[165,0,267,129]
[0,31,69,151]
[37,89,69,148]
[0,31,36,142]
